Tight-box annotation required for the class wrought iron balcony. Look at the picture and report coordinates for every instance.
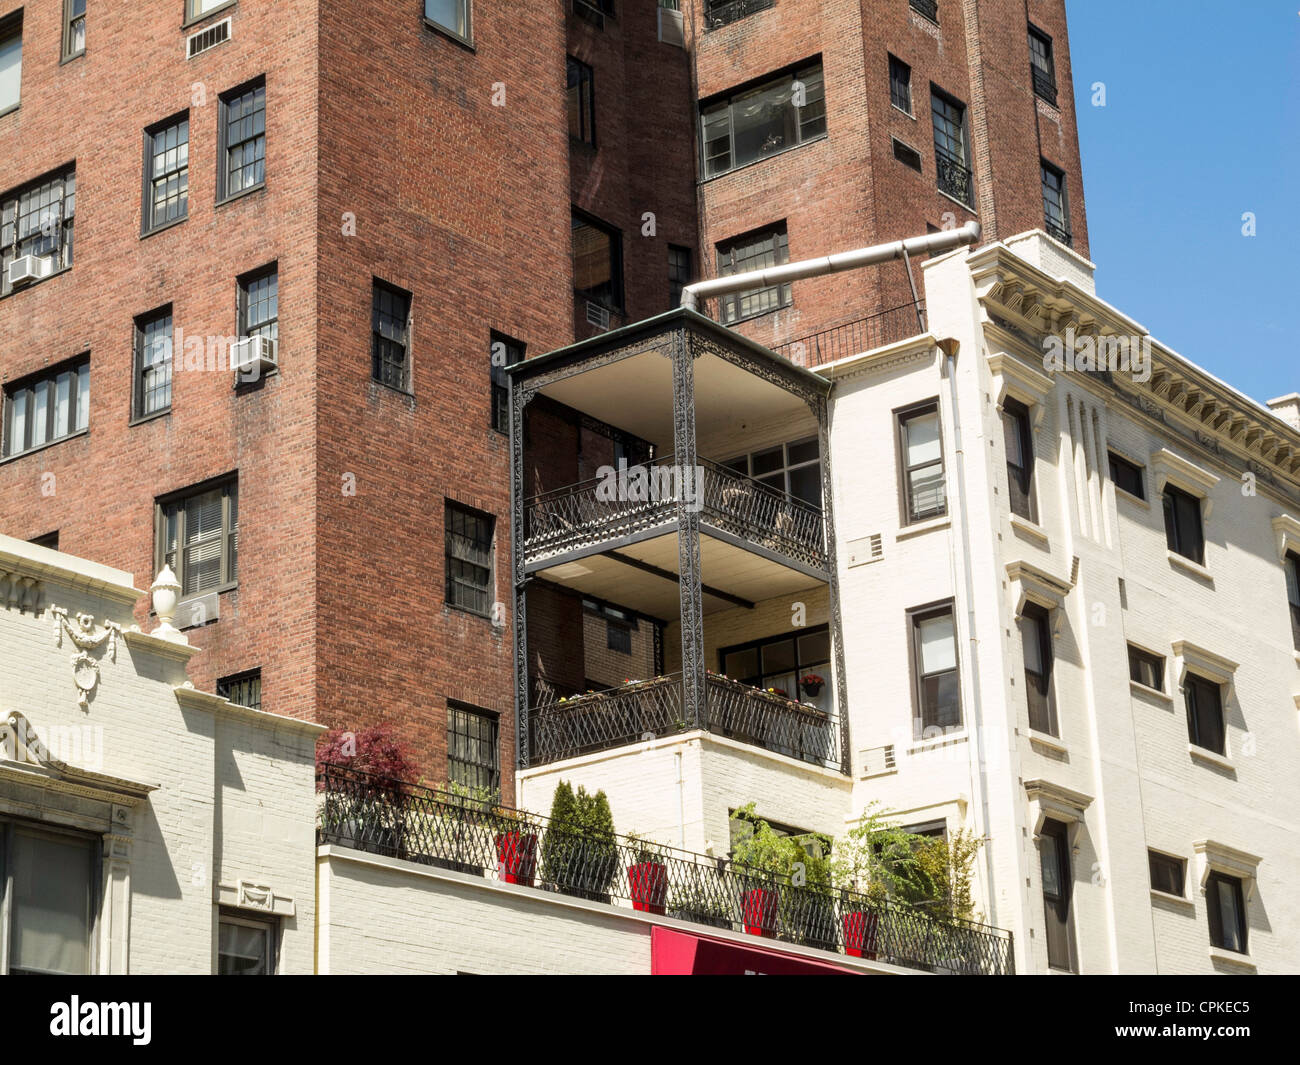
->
[529,671,839,769]
[772,302,927,367]
[317,763,1016,974]
[1044,219,1073,247]
[523,454,827,573]
[705,0,775,30]
[1031,67,1058,106]
[936,152,974,208]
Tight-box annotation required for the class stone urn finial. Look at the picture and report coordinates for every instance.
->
[151,565,188,644]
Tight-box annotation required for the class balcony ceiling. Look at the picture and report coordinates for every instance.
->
[537,347,815,454]
[536,531,824,620]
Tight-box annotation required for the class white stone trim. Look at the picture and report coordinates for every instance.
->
[1171,640,1239,688]
[1150,448,1220,518]
[1271,513,1300,562]
[216,880,296,918]
[1024,779,1093,845]
[987,351,1053,428]
[1192,839,1261,902]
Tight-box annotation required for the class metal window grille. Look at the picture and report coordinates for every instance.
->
[217,670,262,710]
[448,703,500,794]
[717,224,790,323]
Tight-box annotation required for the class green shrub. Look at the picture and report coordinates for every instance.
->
[540,780,619,900]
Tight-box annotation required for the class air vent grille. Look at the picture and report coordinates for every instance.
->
[187,17,231,60]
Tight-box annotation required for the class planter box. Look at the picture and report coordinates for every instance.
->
[742,887,780,937]
[842,911,880,959]
[628,861,669,914]
[494,830,538,886]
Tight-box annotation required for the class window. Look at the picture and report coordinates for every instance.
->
[892,138,922,173]
[445,501,493,616]
[909,603,960,735]
[1028,25,1057,105]
[0,823,97,975]
[716,223,790,323]
[898,401,946,524]
[1021,602,1056,735]
[705,0,773,29]
[447,703,499,795]
[188,0,233,21]
[1039,818,1076,971]
[566,57,595,146]
[909,0,938,23]
[218,78,266,202]
[142,114,189,233]
[489,331,523,434]
[29,531,58,549]
[888,54,912,114]
[237,264,278,345]
[2,357,89,459]
[1041,161,1071,246]
[700,62,826,179]
[1002,398,1036,521]
[1108,452,1145,500]
[133,307,174,418]
[1128,645,1165,691]
[62,0,85,60]
[606,619,632,654]
[1184,673,1225,756]
[371,280,411,391]
[1163,484,1205,565]
[719,626,832,712]
[571,210,623,311]
[217,914,275,975]
[157,478,239,598]
[1205,872,1247,954]
[1148,851,1185,897]
[931,88,973,207]
[1286,552,1300,652]
[723,437,821,506]
[425,0,471,42]
[0,13,20,115]
[668,244,691,308]
[217,670,262,710]
[1,166,76,297]
[574,0,615,29]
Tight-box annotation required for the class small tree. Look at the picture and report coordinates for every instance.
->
[831,802,941,905]
[540,780,619,901]
[913,828,982,921]
[316,722,419,786]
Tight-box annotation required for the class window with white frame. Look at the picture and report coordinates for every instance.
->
[217,912,276,975]
[2,356,89,458]
[0,821,97,975]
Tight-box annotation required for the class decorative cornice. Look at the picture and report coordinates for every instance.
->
[1172,641,1240,685]
[814,334,938,383]
[173,684,328,735]
[1193,839,1262,900]
[51,607,124,709]
[1271,514,1300,563]
[215,880,296,918]
[0,711,156,803]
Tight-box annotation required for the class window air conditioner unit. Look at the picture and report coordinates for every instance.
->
[231,335,278,378]
[658,7,685,46]
[585,301,610,330]
[7,254,55,288]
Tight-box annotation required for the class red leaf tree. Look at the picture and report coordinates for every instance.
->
[316,722,419,786]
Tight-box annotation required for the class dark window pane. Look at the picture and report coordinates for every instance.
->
[717,223,790,323]
[572,212,623,310]
[1148,851,1184,896]
[1185,675,1225,755]
[889,54,912,113]
[445,501,494,616]
[1206,872,1247,954]
[1163,486,1205,564]
[372,281,411,391]
[1109,452,1145,499]
[448,703,499,794]
[1127,645,1164,690]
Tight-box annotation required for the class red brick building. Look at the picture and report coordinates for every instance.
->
[0,0,1086,800]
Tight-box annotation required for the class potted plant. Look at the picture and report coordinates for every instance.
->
[625,833,671,915]
[493,805,538,886]
[799,672,825,697]
[668,881,734,929]
[728,804,801,938]
[539,781,620,902]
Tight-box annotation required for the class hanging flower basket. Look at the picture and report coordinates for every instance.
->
[799,673,825,697]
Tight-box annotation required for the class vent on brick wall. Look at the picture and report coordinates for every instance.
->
[187,17,231,59]
[585,302,611,331]
[846,533,884,568]
[860,744,897,776]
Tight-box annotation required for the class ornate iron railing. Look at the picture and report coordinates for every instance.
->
[1044,219,1073,247]
[522,454,827,571]
[1031,67,1058,106]
[705,0,775,30]
[317,763,1015,974]
[528,672,839,770]
[936,152,974,207]
[773,302,927,366]
[531,674,686,763]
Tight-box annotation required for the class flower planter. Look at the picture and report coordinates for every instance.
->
[800,681,824,697]
[494,830,538,886]
[628,861,669,914]
[842,911,879,959]
[742,887,780,937]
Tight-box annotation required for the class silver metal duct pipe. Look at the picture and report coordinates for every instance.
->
[679,220,981,312]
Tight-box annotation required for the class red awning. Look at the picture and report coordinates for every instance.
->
[650,926,863,975]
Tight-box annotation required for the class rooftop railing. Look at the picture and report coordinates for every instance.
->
[772,302,927,367]
[317,763,1016,974]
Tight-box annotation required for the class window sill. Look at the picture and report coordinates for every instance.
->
[0,102,19,121]
[897,514,950,540]
[1009,513,1049,546]
[1208,946,1255,970]
[1167,550,1213,583]
[0,265,73,301]
[1114,487,1150,510]
[182,0,238,30]
[891,104,916,121]
[699,134,829,185]
[1149,888,1193,908]
[1034,91,1061,112]
[1026,728,1067,755]
[422,18,475,51]
[0,427,89,466]
[215,183,265,209]
[1188,743,1234,772]
[1129,679,1171,704]
[129,408,172,428]
[937,188,977,216]
[141,215,188,240]
[60,49,87,66]
[907,729,967,755]
[371,378,415,400]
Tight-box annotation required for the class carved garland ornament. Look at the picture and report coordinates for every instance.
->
[51,607,124,709]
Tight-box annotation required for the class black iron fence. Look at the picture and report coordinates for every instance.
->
[705,0,775,29]
[773,302,927,367]
[936,152,975,207]
[317,763,1015,974]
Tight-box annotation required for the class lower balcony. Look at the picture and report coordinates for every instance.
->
[529,672,838,769]
[317,764,1015,975]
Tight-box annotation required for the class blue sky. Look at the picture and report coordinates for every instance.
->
[1066,0,1300,405]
